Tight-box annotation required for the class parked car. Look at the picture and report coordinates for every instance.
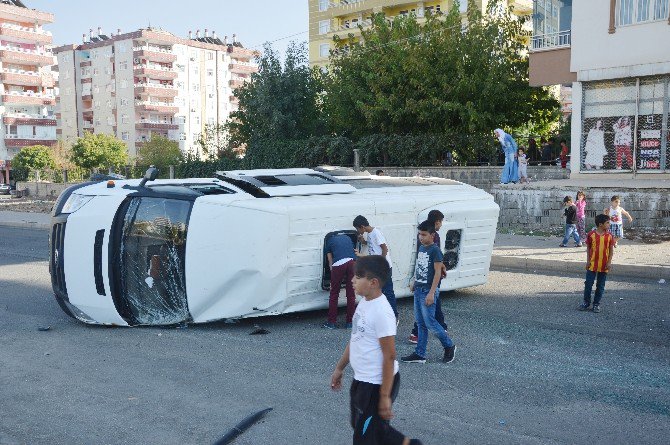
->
[0,183,11,195]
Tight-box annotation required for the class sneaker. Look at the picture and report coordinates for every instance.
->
[408,334,418,344]
[322,322,337,329]
[578,302,590,311]
[443,345,456,363]
[401,352,426,364]
[592,304,601,313]
[559,244,567,247]
[575,243,583,247]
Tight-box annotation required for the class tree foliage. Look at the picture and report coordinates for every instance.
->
[323,0,560,146]
[12,145,55,171]
[70,133,128,171]
[226,41,326,148]
[196,124,236,160]
[136,135,182,168]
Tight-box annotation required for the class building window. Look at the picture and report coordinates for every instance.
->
[120,80,128,89]
[319,43,330,58]
[122,131,129,140]
[121,98,128,106]
[617,0,669,25]
[122,114,129,124]
[179,132,186,141]
[119,43,127,53]
[94,86,100,94]
[207,69,214,77]
[192,83,200,92]
[120,61,128,70]
[319,0,328,12]
[208,52,214,60]
[177,116,186,124]
[107,99,113,108]
[91,50,98,59]
[318,20,331,35]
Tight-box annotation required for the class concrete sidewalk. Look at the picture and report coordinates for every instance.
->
[492,233,669,280]
[0,211,51,230]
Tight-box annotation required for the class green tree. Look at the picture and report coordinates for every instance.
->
[137,135,182,167]
[323,0,560,161]
[226,41,327,148]
[12,145,55,171]
[196,124,236,160]
[70,133,128,171]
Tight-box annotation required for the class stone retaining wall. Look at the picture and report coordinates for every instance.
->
[16,182,73,198]
[373,166,569,193]
[493,186,670,230]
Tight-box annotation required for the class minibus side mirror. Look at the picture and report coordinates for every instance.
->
[139,166,159,187]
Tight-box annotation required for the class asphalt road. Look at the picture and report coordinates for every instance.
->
[1,226,669,445]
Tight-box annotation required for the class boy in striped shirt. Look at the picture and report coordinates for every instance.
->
[579,214,616,313]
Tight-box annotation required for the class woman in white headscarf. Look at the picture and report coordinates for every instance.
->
[495,128,519,184]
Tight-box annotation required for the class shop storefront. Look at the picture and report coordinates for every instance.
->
[580,75,669,173]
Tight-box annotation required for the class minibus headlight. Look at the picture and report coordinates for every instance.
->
[61,194,93,214]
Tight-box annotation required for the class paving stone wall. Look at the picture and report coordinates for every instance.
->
[493,186,670,230]
[374,166,569,193]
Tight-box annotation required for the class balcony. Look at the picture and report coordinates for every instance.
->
[229,61,257,74]
[133,64,178,80]
[0,68,42,86]
[135,121,179,130]
[531,30,571,52]
[227,46,256,60]
[3,113,57,126]
[0,23,53,45]
[133,46,177,63]
[0,46,54,66]
[528,30,576,87]
[82,93,93,100]
[331,18,372,34]
[4,134,57,147]
[2,91,55,105]
[229,79,246,89]
[135,100,179,114]
[134,82,178,98]
[80,60,91,67]
[326,0,367,14]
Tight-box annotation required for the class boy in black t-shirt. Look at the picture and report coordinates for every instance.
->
[560,196,582,247]
[401,221,456,364]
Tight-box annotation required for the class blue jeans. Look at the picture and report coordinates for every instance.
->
[382,268,397,318]
[562,224,580,245]
[414,286,453,358]
[584,270,608,305]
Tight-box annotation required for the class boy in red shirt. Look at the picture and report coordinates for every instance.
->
[579,214,616,313]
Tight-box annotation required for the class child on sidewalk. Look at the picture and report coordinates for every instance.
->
[604,195,633,247]
[575,191,587,242]
[518,148,529,183]
[560,196,582,247]
[330,256,421,445]
[579,214,615,313]
[409,210,448,344]
[324,233,356,329]
[401,220,456,364]
[353,215,397,318]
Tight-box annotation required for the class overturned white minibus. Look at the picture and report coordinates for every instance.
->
[49,167,499,326]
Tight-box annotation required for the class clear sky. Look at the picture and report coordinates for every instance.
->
[26,0,308,57]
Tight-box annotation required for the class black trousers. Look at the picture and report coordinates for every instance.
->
[350,373,406,445]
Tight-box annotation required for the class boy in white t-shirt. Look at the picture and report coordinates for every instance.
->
[330,256,421,445]
[353,215,398,318]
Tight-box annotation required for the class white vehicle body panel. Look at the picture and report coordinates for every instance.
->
[50,170,499,326]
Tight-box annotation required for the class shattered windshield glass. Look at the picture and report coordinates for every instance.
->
[118,197,191,325]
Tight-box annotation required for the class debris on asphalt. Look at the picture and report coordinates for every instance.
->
[250,326,270,335]
[37,326,51,331]
[659,279,666,284]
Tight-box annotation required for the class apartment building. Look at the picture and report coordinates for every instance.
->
[308,0,533,67]
[0,0,56,176]
[530,0,670,177]
[54,28,257,158]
